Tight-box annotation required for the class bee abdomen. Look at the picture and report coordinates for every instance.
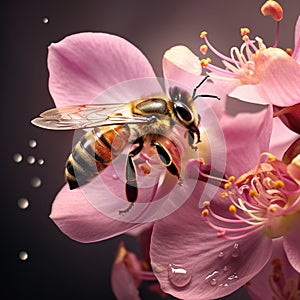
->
[65,125,130,189]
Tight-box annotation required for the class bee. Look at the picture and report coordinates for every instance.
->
[32,76,219,213]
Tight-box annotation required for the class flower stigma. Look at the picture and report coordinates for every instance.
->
[201,153,300,240]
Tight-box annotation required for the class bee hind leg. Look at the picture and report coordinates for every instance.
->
[119,137,144,215]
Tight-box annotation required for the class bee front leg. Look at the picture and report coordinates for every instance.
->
[187,130,200,151]
[151,140,182,184]
[119,137,144,215]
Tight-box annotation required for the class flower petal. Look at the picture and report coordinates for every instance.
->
[221,103,272,176]
[292,16,300,62]
[49,184,140,242]
[283,221,300,273]
[48,32,156,107]
[150,183,272,300]
[246,238,300,300]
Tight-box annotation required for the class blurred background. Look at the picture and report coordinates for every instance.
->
[2,0,299,299]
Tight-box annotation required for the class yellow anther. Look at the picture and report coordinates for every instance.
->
[202,201,210,207]
[229,204,237,214]
[201,208,209,217]
[240,27,250,36]
[268,205,277,213]
[224,182,232,189]
[274,180,284,189]
[242,35,250,42]
[200,31,208,39]
[267,153,277,162]
[249,189,258,197]
[220,192,228,199]
[286,48,293,56]
[261,0,283,22]
[228,176,235,183]
[200,45,208,55]
[200,58,211,67]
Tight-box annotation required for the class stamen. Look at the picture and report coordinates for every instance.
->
[200,45,208,55]
[200,58,211,67]
[261,0,283,22]
[229,204,237,214]
[201,208,209,217]
[240,27,250,36]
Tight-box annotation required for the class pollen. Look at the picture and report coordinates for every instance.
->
[240,27,250,36]
[267,153,277,162]
[202,201,210,207]
[286,48,293,56]
[268,205,277,213]
[224,182,232,189]
[228,176,235,182]
[261,0,283,22]
[200,31,208,39]
[229,204,237,214]
[220,192,228,199]
[274,180,284,189]
[249,189,258,197]
[201,208,209,217]
[200,45,208,55]
[242,35,250,42]
[200,58,211,67]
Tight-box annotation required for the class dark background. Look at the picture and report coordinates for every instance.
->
[2,1,299,299]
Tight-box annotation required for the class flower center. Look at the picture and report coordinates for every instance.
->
[201,153,300,239]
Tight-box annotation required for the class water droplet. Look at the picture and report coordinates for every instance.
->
[19,251,28,261]
[168,263,192,288]
[210,278,217,286]
[27,155,35,164]
[13,153,23,163]
[37,158,44,165]
[112,174,119,180]
[218,251,224,258]
[31,177,42,188]
[42,17,49,24]
[231,242,240,258]
[227,273,238,281]
[28,139,37,148]
[18,198,29,209]
[223,265,228,272]
[205,270,219,281]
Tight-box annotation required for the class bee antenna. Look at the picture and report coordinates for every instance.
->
[192,75,221,101]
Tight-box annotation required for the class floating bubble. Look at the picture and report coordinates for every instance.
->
[27,155,35,164]
[28,139,37,148]
[37,158,44,165]
[18,198,29,209]
[19,251,28,261]
[31,177,42,188]
[218,251,224,258]
[42,17,49,24]
[13,153,23,163]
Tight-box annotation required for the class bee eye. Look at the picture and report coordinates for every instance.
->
[174,102,193,123]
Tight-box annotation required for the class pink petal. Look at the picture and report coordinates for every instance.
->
[48,33,157,107]
[283,222,300,273]
[292,16,300,61]
[50,184,140,242]
[255,47,300,107]
[247,238,300,300]
[150,183,272,300]
[221,104,273,176]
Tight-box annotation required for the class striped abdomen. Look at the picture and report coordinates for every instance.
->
[65,125,130,189]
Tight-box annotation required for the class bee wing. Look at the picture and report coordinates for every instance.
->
[31,103,153,130]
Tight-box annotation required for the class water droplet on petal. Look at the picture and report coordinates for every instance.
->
[218,251,224,258]
[42,17,49,24]
[168,263,192,288]
[19,251,28,261]
[210,278,217,286]
[223,265,228,272]
[13,153,23,163]
[231,242,240,258]
[28,139,37,148]
[27,155,35,164]
[227,273,238,281]
[37,158,44,165]
[18,198,29,209]
[31,177,42,188]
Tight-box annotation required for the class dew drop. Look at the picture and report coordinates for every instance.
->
[227,273,238,281]
[231,242,240,258]
[210,278,217,286]
[28,139,37,148]
[168,263,192,288]
[205,270,219,281]
[223,265,228,273]
[27,155,35,164]
[18,198,29,209]
[31,177,42,188]
[37,158,45,165]
[13,153,23,163]
[112,174,119,180]
[218,251,224,258]
[19,251,28,261]
[42,17,49,24]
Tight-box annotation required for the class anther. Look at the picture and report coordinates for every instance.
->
[261,0,283,22]
[220,192,228,199]
[202,201,210,207]
[274,180,284,189]
[200,45,208,55]
[242,35,250,42]
[200,31,208,39]
[285,48,293,56]
[228,176,235,182]
[224,182,232,189]
[268,205,277,213]
[240,27,250,36]
[201,208,209,217]
[267,153,277,162]
[229,204,237,214]
[249,189,258,197]
[200,58,211,67]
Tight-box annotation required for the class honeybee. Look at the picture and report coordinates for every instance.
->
[32,76,219,213]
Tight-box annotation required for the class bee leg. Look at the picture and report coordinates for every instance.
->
[119,137,144,215]
[187,130,199,151]
[151,140,182,184]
